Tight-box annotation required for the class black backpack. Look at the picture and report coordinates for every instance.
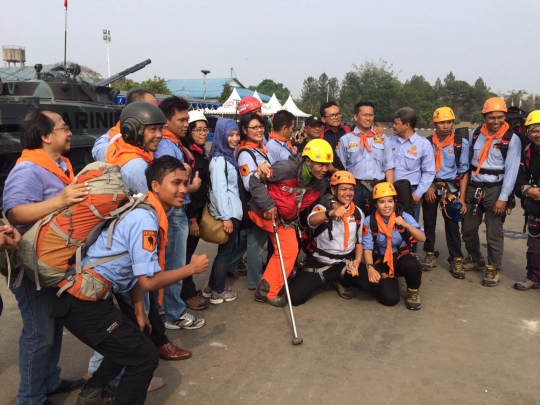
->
[469,126,514,175]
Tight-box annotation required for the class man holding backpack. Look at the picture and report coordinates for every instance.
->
[53,156,209,405]
[461,97,521,286]
[421,107,469,278]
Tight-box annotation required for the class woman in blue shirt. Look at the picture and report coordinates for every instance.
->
[343,182,425,309]
[203,118,243,304]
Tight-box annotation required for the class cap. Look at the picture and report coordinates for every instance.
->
[305,115,324,126]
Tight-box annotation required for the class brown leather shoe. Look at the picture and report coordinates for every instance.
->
[157,342,192,361]
[147,377,165,393]
[185,294,209,310]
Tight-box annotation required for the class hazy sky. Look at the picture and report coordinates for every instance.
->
[2,0,539,99]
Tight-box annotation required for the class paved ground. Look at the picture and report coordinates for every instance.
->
[1,205,539,405]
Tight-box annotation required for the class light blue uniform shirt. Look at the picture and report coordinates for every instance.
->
[469,130,521,201]
[265,139,296,164]
[237,148,270,192]
[431,135,470,180]
[337,128,394,180]
[82,207,166,294]
[154,138,191,205]
[208,156,243,221]
[362,212,423,253]
[388,133,436,198]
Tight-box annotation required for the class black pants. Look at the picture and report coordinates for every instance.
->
[422,195,463,259]
[288,260,345,306]
[344,254,422,306]
[181,216,202,300]
[54,294,158,405]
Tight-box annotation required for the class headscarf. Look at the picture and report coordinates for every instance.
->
[209,118,239,169]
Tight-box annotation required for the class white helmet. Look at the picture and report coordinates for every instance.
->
[188,110,208,124]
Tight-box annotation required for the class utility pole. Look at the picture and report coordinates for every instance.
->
[102,29,111,78]
[201,70,210,100]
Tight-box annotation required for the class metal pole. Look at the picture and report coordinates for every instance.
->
[203,74,206,99]
[63,8,68,72]
[106,40,111,78]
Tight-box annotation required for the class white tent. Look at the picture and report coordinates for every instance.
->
[282,95,310,117]
[263,93,283,115]
[215,87,241,115]
[252,90,263,103]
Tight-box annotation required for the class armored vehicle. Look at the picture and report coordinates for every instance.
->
[0,59,151,202]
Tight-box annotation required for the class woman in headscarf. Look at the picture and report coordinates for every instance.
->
[202,118,243,304]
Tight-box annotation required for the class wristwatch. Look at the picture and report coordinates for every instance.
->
[366,264,374,270]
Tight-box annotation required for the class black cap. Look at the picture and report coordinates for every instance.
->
[305,115,323,126]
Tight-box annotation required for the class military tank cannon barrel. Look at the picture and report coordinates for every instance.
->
[95,59,151,87]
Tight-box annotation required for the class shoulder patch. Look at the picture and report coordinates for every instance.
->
[240,164,250,177]
[362,224,369,236]
[314,206,324,213]
[142,230,158,252]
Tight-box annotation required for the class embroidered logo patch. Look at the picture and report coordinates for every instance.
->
[240,164,250,177]
[411,145,417,151]
[314,206,324,212]
[448,149,454,154]
[374,137,384,144]
[107,322,118,334]
[407,150,418,156]
[362,224,369,236]
[142,230,157,252]
[348,142,358,148]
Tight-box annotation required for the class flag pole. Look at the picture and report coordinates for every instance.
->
[63,1,68,74]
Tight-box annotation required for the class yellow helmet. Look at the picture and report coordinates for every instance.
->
[302,139,333,163]
[433,107,455,123]
[525,110,540,127]
[482,97,507,114]
[330,171,355,187]
[372,182,397,199]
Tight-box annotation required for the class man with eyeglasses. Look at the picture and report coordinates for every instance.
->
[155,96,205,332]
[461,97,521,287]
[337,101,394,215]
[320,101,351,173]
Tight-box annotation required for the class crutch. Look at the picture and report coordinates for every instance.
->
[272,219,303,345]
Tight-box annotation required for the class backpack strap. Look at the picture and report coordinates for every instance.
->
[453,134,463,170]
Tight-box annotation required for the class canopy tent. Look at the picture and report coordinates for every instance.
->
[215,87,241,115]
[282,95,310,117]
[252,90,263,103]
[263,93,283,115]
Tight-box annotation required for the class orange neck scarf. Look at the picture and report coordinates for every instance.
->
[474,122,510,176]
[237,140,268,156]
[432,132,455,173]
[269,131,297,154]
[109,121,121,136]
[340,202,357,250]
[16,149,74,185]
[145,191,169,305]
[375,210,396,278]
[105,136,153,168]
[357,129,375,152]
[161,128,182,146]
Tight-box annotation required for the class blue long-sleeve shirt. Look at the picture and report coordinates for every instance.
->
[154,138,191,205]
[388,133,435,198]
[208,156,243,221]
[337,128,394,180]
[469,130,521,201]
[432,136,470,180]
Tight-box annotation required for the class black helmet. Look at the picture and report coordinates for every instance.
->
[120,101,166,145]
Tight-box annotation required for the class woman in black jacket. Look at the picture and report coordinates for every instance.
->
[180,111,212,309]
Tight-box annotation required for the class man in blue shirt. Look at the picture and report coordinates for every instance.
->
[461,97,521,286]
[337,101,394,214]
[266,109,297,164]
[388,108,436,222]
[421,107,469,278]
[54,156,209,405]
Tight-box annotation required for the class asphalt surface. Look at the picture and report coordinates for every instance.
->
[1,203,539,405]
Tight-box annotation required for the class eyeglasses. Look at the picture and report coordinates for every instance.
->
[192,128,209,134]
[248,125,265,131]
[52,125,70,133]
[324,113,342,119]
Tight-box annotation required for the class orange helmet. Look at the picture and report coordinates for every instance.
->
[238,96,262,115]
[482,97,507,114]
[330,171,355,187]
[433,107,455,122]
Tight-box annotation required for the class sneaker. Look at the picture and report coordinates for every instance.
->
[513,278,540,291]
[185,294,209,310]
[210,286,238,304]
[235,258,248,276]
[76,384,115,405]
[333,279,354,299]
[421,252,437,271]
[254,290,287,307]
[165,311,206,330]
[202,285,213,298]
[462,255,486,271]
[450,257,465,279]
[157,305,165,316]
[406,288,422,310]
[483,265,500,287]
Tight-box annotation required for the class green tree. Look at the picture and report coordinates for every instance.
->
[471,110,483,125]
[297,73,340,115]
[252,79,290,101]
[110,75,171,95]
[218,82,233,103]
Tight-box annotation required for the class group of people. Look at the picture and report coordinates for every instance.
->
[1,88,539,405]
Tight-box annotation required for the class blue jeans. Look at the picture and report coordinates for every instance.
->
[163,207,189,322]
[209,219,241,292]
[353,185,369,214]
[226,226,267,289]
[411,185,420,223]
[227,229,247,275]
[13,278,63,405]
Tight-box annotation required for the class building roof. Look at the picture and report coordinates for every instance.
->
[165,77,272,102]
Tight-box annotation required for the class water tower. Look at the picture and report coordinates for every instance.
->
[2,46,26,67]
